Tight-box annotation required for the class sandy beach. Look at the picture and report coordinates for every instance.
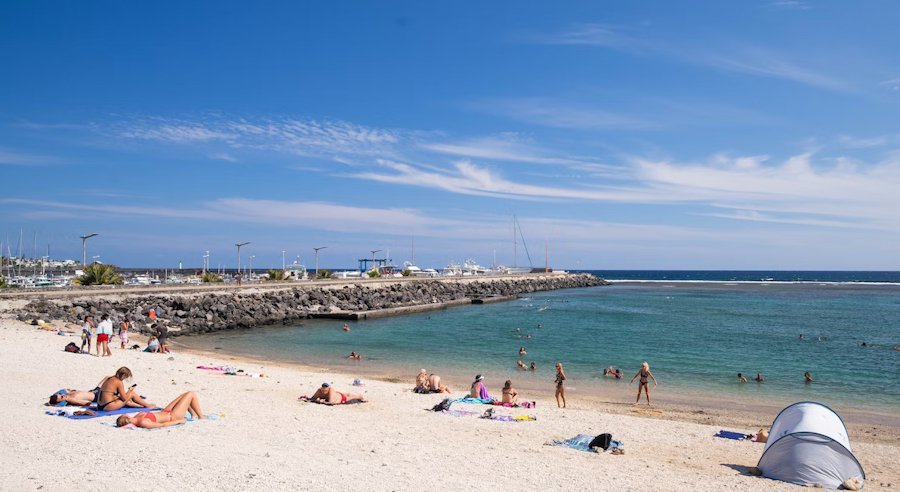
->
[1,306,897,491]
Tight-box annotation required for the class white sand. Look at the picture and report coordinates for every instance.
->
[0,315,896,491]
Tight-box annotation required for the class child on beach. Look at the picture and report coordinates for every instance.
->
[119,319,129,349]
[80,316,94,354]
[630,362,657,406]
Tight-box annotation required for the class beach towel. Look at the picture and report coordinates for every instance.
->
[714,430,753,441]
[103,414,220,430]
[491,400,535,409]
[548,434,624,453]
[298,396,366,405]
[46,406,162,420]
[443,410,480,417]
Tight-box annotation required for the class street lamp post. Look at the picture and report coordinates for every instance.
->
[235,242,250,278]
[249,255,255,280]
[203,251,209,275]
[370,249,382,276]
[80,233,98,267]
[313,246,327,278]
[281,250,286,271]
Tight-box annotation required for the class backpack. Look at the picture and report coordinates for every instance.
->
[431,398,452,412]
[589,433,613,451]
[64,342,80,353]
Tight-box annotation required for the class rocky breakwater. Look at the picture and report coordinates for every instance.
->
[15,274,606,337]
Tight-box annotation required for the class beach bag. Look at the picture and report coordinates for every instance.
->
[589,433,613,451]
[64,342,80,353]
[431,398,452,412]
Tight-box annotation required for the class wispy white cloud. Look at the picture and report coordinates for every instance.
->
[880,77,900,92]
[209,152,238,162]
[538,23,847,91]
[837,134,894,149]
[0,148,58,166]
[114,116,408,161]
[768,0,812,10]
[421,134,617,172]
[470,97,653,131]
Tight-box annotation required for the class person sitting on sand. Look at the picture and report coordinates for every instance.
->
[470,374,491,400]
[517,360,527,370]
[414,369,429,393]
[95,367,156,411]
[116,391,204,428]
[428,373,450,393]
[48,389,97,406]
[347,351,362,361]
[804,371,813,383]
[501,380,518,404]
[754,373,765,383]
[630,361,657,406]
[144,336,160,353]
[519,346,527,356]
[304,383,367,405]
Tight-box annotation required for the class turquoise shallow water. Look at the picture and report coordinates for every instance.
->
[184,282,900,412]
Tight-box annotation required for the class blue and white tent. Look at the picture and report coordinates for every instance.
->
[757,402,865,489]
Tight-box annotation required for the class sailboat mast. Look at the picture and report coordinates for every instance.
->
[513,216,517,268]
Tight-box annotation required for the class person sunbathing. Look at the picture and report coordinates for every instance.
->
[96,367,156,411]
[470,374,491,400]
[303,383,367,405]
[415,369,429,393]
[501,380,519,404]
[116,391,204,428]
[48,389,97,406]
[428,373,450,393]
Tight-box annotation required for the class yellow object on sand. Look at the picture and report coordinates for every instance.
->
[631,408,664,416]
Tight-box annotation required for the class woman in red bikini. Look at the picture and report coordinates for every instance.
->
[116,391,204,428]
[303,383,367,405]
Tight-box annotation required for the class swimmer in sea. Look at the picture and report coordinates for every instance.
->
[342,323,350,332]
[737,373,747,383]
[799,334,805,340]
[347,351,361,361]
[537,323,542,329]
[804,371,813,383]
[754,373,765,383]
[525,333,532,339]
[519,346,527,356]
[517,360,527,370]
[529,362,536,371]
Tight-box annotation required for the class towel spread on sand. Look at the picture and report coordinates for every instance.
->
[548,434,624,453]
[714,430,753,440]
[45,406,162,419]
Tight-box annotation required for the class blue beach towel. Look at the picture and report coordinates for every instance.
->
[714,430,752,440]
[548,434,624,453]
[46,406,162,420]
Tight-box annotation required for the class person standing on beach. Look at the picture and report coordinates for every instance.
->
[119,318,129,350]
[630,361,657,406]
[96,314,113,357]
[555,363,567,408]
[80,316,94,354]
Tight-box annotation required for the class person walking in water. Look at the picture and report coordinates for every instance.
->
[554,362,567,408]
[631,361,657,406]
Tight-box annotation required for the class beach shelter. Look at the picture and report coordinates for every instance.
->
[757,402,865,489]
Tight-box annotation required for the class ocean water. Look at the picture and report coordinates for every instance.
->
[183,276,900,414]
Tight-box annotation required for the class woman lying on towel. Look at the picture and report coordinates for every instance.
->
[302,383,367,405]
[116,391,204,428]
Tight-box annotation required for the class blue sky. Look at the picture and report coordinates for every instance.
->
[2,1,899,270]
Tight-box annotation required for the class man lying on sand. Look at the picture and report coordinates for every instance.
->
[48,389,97,406]
[301,383,367,405]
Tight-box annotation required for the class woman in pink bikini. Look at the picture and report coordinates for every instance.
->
[116,391,204,428]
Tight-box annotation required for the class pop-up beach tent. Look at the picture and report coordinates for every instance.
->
[757,402,865,489]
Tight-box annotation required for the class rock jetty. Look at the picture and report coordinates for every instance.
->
[14,274,606,337]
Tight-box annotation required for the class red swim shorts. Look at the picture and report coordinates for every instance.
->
[97,334,109,343]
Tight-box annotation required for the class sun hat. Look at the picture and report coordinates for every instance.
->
[475,374,484,381]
